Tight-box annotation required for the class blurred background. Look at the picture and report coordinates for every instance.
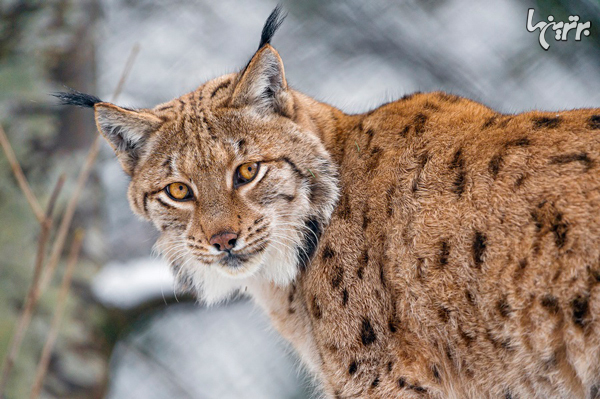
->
[1,0,600,398]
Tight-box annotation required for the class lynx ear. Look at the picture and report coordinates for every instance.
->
[53,90,162,175]
[94,103,162,175]
[230,7,291,116]
[231,45,292,117]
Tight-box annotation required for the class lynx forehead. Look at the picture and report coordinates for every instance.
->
[58,7,600,399]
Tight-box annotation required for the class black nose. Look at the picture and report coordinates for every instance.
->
[209,232,238,251]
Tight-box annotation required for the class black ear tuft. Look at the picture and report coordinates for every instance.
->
[258,5,287,50]
[52,90,102,108]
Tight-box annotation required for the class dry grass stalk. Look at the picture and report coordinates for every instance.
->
[29,230,84,399]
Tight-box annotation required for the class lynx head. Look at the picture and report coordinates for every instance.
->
[55,7,339,304]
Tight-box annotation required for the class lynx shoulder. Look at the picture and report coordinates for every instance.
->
[57,7,600,399]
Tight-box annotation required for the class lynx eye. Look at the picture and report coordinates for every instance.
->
[165,182,193,201]
[234,162,260,187]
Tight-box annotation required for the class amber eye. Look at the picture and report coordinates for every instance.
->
[234,162,259,187]
[166,182,193,201]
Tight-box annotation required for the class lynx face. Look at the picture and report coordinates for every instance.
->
[119,77,338,303]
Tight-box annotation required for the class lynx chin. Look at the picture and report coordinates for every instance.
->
[57,6,600,399]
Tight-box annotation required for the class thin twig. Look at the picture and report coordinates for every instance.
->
[112,42,140,102]
[0,43,140,396]
[0,125,45,223]
[30,230,84,399]
[0,175,65,394]
[38,136,99,293]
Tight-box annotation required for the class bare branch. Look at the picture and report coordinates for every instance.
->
[0,125,45,223]
[0,43,140,396]
[0,175,64,394]
[30,230,84,399]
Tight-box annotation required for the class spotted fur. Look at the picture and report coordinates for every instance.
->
[58,8,600,399]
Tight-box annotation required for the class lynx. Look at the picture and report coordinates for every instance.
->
[57,7,600,399]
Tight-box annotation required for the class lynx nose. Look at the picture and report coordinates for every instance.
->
[209,232,238,252]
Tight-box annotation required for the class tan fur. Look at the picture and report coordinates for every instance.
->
[87,39,600,398]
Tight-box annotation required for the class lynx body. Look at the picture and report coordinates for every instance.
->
[57,8,600,398]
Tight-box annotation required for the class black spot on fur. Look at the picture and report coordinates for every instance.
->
[489,153,503,178]
[454,169,466,196]
[533,116,561,129]
[465,290,476,306]
[399,125,410,137]
[398,377,407,388]
[362,213,370,230]
[590,115,600,129]
[311,295,322,319]
[549,152,593,171]
[331,265,344,289]
[572,294,590,328]
[497,295,512,318]
[450,149,466,196]
[386,186,395,217]
[439,241,450,267]
[361,318,377,346]
[551,212,568,248]
[348,361,358,375]
[501,338,514,351]
[472,232,486,268]
[337,193,351,219]
[371,375,380,388]
[297,218,321,269]
[432,365,441,382]
[388,317,398,333]
[438,306,450,323]
[387,361,393,373]
[258,5,286,49]
[505,389,514,399]
[514,173,527,188]
[357,266,364,280]
[322,245,335,260]
[540,294,560,314]
[482,116,497,129]
[590,384,600,398]
[413,113,428,134]
[342,289,349,306]
[52,90,102,108]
